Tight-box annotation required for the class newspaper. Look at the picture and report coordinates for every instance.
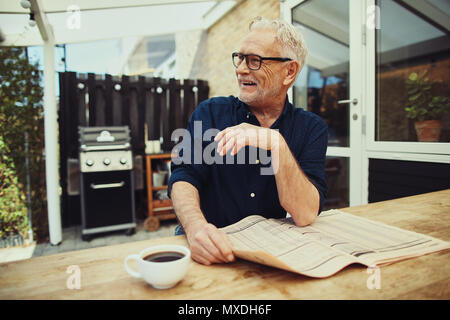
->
[221,209,450,278]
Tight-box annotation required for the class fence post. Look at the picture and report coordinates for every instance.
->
[128,76,139,152]
[77,73,88,129]
[183,79,196,128]
[94,74,106,126]
[144,77,155,141]
[169,78,181,152]
[136,76,146,152]
[87,73,97,126]
[105,74,113,126]
[151,77,162,141]
[159,79,170,152]
[112,76,122,125]
[197,79,209,105]
[121,75,130,126]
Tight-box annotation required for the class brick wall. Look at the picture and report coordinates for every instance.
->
[175,30,204,79]
[126,39,149,74]
[190,0,280,98]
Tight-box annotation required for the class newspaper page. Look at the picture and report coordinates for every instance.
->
[221,210,450,278]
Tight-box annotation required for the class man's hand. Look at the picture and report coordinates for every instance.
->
[214,123,280,156]
[186,220,235,265]
[171,181,235,266]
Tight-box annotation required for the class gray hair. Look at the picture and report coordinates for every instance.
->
[249,16,308,70]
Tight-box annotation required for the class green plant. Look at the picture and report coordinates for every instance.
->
[404,71,450,122]
[0,47,48,242]
[0,136,29,239]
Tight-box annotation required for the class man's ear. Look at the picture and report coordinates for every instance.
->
[283,60,300,86]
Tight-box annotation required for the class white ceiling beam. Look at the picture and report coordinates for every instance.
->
[401,0,450,32]
[1,30,42,47]
[37,0,232,13]
[306,55,334,70]
[0,2,29,14]
[0,0,234,14]
[30,0,53,41]
[0,0,239,46]
[27,1,62,245]
[293,10,348,46]
[202,0,241,29]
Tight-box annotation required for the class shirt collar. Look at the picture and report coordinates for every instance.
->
[238,95,292,126]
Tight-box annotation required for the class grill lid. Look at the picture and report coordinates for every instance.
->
[79,126,131,150]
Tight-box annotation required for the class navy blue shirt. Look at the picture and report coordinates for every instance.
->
[168,95,328,228]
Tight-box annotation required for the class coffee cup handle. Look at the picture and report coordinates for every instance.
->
[124,254,141,278]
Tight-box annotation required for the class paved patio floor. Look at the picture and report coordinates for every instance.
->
[0,219,178,264]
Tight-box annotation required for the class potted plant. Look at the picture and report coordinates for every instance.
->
[405,71,449,142]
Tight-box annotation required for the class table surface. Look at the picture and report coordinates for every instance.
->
[1,190,449,300]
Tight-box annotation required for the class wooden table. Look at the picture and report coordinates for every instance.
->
[1,190,449,300]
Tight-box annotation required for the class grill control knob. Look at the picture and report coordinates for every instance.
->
[86,159,94,167]
[120,157,127,165]
[103,158,111,166]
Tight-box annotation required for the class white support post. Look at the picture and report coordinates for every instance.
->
[43,34,62,245]
[32,0,62,245]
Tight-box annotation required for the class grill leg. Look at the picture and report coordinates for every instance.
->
[82,234,93,242]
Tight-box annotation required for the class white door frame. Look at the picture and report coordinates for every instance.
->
[282,0,367,206]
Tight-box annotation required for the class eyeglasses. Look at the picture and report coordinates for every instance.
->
[232,52,292,71]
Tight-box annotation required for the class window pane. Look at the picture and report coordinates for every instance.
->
[324,157,349,210]
[292,0,350,147]
[376,0,450,142]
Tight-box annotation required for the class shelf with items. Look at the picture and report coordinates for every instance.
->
[152,185,168,191]
[144,153,176,231]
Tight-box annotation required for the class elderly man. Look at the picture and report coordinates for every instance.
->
[168,17,328,265]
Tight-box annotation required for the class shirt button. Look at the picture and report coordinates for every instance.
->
[255,159,260,164]
[250,192,255,198]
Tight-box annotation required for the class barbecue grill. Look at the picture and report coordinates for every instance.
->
[79,126,136,241]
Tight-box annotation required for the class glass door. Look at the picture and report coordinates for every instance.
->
[366,0,450,155]
[282,0,365,208]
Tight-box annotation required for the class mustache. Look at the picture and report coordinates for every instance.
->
[237,77,258,84]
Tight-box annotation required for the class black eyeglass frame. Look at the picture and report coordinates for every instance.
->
[232,52,292,70]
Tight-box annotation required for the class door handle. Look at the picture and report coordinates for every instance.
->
[337,98,358,105]
[90,181,125,189]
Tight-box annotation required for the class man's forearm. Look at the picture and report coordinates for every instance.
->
[171,181,235,264]
[272,135,320,226]
[171,181,207,236]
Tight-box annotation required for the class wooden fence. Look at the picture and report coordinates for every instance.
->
[58,72,209,227]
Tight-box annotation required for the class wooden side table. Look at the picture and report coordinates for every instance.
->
[144,153,176,231]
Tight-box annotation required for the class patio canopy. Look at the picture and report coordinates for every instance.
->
[0,0,240,246]
[0,0,239,46]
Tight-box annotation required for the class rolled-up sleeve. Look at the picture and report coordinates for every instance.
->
[295,116,328,214]
[168,102,212,198]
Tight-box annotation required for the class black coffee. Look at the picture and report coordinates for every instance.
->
[143,251,185,263]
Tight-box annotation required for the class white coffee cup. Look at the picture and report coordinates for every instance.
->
[124,245,191,289]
